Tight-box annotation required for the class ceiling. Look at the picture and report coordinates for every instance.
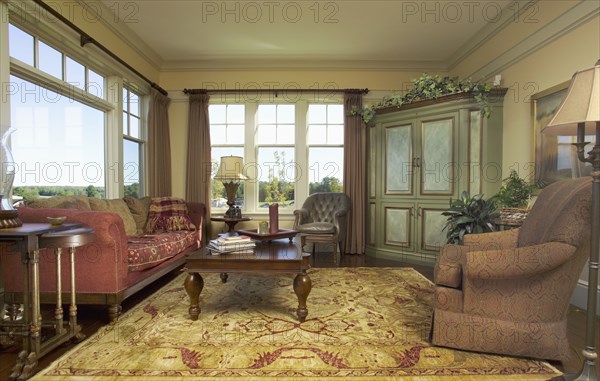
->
[97,0,516,71]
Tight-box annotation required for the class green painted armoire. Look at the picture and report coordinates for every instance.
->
[366,89,507,265]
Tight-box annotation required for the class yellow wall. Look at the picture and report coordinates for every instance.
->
[164,68,431,236]
[35,0,598,197]
[450,1,599,299]
[163,2,600,192]
[451,2,600,178]
[160,70,428,93]
[161,70,432,198]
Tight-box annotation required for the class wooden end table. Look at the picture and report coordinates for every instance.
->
[0,223,94,380]
[210,216,251,235]
[184,240,312,322]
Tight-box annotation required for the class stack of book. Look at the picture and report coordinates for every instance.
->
[208,235,255,255]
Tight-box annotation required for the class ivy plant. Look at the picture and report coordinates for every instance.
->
[351,74,493,124]
[492,170,541,209]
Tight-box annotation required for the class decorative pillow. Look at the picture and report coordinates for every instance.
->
[145,197,193,233]
[26,196,91,211]
[124,196,152,235]
[89,198,137,236]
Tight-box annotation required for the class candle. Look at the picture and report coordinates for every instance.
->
[269,203,279,234]
[258,221,268,235]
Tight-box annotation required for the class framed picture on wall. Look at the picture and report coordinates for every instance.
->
[532,81,593,184]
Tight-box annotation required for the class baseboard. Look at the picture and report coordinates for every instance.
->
[570,280,600,316]
[365,248,436,267]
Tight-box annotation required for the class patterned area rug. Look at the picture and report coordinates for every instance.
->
[33,267,561,380]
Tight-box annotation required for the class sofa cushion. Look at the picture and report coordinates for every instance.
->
[124,196,152,235]
[127,231,197,272]
[89,198,137,236]
[145,197,194,233]
[25,196,91,211]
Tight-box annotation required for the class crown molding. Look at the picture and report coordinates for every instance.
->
[60,0,597,78]
[464,0,600,81]
[77,0,163,71]
[447,0,538,71]
[160,58,447,72]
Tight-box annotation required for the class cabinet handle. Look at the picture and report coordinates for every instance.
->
[418,207,422,216]
[409,207,414,217]
[415,157,421,168]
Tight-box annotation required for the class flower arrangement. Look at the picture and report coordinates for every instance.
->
[351,74,493,124]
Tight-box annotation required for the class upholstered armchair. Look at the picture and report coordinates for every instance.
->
[431,176,592,362]
[293,192,351,256]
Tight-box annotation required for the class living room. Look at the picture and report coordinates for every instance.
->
[0,0,599,380]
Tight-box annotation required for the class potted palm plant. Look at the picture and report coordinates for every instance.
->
[442,191,499,244]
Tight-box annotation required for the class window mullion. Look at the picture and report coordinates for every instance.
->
[0,1,10,131]
[10,59,113,112]
[296,100,308,205]
[106,76,123,199]
[245,102,258,213]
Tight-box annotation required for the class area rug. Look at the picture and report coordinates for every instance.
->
[33,267,561,380]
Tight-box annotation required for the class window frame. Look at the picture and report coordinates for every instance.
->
[307,103,344,195]
[256,104,297,209]
[4,10,150,200]
[209,104,246,209]
[123,85,146,197]
[208,97,344,216]
[9,73,108,198]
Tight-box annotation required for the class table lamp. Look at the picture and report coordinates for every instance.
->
[544,59,600,381]
[213,155,248,217]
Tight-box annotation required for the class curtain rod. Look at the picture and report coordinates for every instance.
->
[183,88,369,95]
[31,0,168,97]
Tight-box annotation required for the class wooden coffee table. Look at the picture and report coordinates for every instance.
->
[184,240,312,322]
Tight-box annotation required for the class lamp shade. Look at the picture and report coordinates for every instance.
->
[543,60,600,136]
[214,155,248,181]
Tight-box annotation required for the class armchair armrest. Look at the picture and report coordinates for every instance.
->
[334,209,348,218]
[293,208,309,228]
[434,243,473,288]
[334,208,348,233]
[463,228,520,251]
[464,241,577,280]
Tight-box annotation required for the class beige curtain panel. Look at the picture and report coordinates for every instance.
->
[343,93,366,254]
[147,88,172,197]
[186,93,212,217]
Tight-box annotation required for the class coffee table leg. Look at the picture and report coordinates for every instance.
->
[184,272,204,321]
[220,272,228,283]
[293,272,312,322]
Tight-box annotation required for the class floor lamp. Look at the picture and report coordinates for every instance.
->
[544,59,600,381]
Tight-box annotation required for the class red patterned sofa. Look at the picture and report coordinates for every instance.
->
[1,196,205,321]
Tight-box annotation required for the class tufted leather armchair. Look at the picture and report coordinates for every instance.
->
[431,176,592,361]
[293,192,351,256]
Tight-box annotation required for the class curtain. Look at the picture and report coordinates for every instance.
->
[343,93,366,254]
[147,88,172,197]
[186,93,212,233]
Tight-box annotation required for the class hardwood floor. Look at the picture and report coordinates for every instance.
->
[1,252,598,379]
